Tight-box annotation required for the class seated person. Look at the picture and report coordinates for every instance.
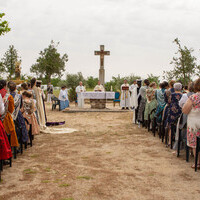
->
[94,81,105,92]
[58,86,69,111]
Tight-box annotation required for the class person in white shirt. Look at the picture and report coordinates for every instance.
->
[76,81,86,108]
[59,86,69,111]
[129,80,138,109]
[94,81,105,92]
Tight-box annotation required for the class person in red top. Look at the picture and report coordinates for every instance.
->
[0,80,19,147]
[0,80,12,161]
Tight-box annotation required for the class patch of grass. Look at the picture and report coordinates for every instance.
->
[41,180,51,183]
[60,198,74,200]
[23,169,37,174]
[106,152,111,154]
[148,173,154,177]
[77,176,92,180]
[53,179,62,183]
[44,167,51,172]
[30,154,39,158]
[81,156,88,159]
[59,183,70,187]
[0,179,3,183]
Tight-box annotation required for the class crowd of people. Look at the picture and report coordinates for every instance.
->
[0,78,48,180]
[132,78,200,169]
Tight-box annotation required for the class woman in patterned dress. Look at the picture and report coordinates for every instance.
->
[183,78,200,168]
[21,91,40,135]
[166,83,182,146]
[8,81,28,144]
[144,82,157,121]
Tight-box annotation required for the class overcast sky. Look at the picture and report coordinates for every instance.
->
[1,0,200,81]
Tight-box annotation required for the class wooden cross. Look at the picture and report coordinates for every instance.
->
[94,45,110,69]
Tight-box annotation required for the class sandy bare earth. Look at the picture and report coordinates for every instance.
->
[0,103,200,200]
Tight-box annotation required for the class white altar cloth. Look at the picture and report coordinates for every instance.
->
[80,92,115,99]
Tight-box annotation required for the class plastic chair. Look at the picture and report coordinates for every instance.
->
[113,92,120,107]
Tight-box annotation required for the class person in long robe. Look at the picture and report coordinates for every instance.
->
[76,81,86,108]
[120,79,130,109]
[0,80,19,147]
[0,93,12,160]
[129,80,138,109]
[31,79,46,130]
[59,86,69,111]
[94,81,105,92]
[8,81,28,143]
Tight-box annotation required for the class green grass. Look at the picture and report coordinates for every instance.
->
[59,183,70,187]
[23,169,37,174]
[53,90,60,97]
[60,198,74,200]
[77,176,92,180]
[53,179,62,183]
[41,180,51,183]
[44,167,51,172]
[30,154,39,158]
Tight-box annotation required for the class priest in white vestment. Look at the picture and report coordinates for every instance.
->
[120,79,130,109]
[129,80,138,109]
[59,86,69,111]
[76,81,86,108]
[94,81,105,92]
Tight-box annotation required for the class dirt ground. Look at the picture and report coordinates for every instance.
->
[1,103,200,200]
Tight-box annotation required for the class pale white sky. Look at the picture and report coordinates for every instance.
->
[1,0,200,81]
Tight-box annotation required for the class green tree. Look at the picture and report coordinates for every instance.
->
[30,40,68,82]
[62,72,85,102]
[163,38,198,85]
[86,76,98,89]
[0,45,20,79]
[147,73,160,85]
[0,13,11,36]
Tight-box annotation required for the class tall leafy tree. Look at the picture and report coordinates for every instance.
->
[147,73,160,85]
[0,13,11,36]
[163,38,197,85]
[86,76,98,89]
[0,45,19,79]
[30,41,68,82]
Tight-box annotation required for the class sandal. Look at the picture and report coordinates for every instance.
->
[191,164,200,169]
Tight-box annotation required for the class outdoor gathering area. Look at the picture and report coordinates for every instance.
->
[1,0,200,200]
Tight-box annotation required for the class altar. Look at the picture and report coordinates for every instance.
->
[80,92,115,109]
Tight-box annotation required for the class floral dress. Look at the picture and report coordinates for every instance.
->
[187,93,200,148]
[144,88,157,120]
[167,92,182,127]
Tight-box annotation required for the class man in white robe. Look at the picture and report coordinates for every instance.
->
[120,79,130,109]
[129,80,138,109]
[94,81,105,92]
[76,81,86,108]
